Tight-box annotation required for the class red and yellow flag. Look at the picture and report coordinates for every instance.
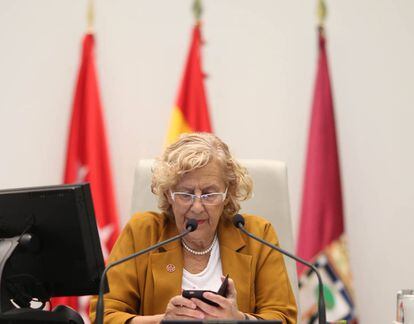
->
[166,23,212,145]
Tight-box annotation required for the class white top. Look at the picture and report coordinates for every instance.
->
[182,237,223,291]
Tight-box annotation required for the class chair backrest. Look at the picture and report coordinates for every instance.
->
[130,159,299,302]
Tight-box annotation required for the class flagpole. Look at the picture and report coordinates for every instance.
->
[317,0,327,30]
[87,0,95,34]
[192,0,202,24]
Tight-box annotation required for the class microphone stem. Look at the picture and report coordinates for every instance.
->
[96,227,192,324]
[238,225,326,324]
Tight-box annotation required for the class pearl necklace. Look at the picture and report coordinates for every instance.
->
[182,235,217,256]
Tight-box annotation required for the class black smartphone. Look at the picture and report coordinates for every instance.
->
[182,274,229,307]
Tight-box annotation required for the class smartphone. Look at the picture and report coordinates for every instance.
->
[182,274,229,307]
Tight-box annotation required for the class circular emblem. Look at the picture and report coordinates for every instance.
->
[166,264,176,273]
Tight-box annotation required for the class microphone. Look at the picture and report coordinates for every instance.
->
[95,219,198,324]
[232,214,327,324]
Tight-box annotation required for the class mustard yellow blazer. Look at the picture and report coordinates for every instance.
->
[89,212,297,324]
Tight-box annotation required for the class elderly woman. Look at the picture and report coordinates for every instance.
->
[89,133,297,323]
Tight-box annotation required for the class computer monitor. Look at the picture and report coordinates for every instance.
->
[0,183,106,314]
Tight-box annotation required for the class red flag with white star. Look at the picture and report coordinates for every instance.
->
[52,33,120,323]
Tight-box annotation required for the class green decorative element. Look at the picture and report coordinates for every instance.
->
[317,0,327,27]
[324,285,335,309]
[314,284,335,310]
[192,0,202,22]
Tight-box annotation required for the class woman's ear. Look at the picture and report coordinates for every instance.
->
[165,190,173,205]
[224,186,231,204]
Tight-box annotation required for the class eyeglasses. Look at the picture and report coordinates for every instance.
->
[170,188,228,206]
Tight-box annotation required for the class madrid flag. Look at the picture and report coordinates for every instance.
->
[296,28,357,323]
[165,23,212,145]
[52,33,120,322]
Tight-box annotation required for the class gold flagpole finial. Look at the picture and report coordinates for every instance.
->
[192,0,202,23]
[317,0,327,28]
[87,0,95,33]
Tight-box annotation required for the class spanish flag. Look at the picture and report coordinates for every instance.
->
[165,23,212,145]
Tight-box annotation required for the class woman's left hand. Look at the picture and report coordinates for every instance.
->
[190,277,245,320]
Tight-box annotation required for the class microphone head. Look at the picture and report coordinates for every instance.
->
[185,219,198,232]
[232,214,245,228]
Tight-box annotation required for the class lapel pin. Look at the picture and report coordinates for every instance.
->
[166,264,176,273]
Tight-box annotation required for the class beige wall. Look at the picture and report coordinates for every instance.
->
[1,0,413,322]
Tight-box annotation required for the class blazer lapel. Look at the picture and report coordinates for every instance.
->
[150,247,183,314]
[148,218,183,314]
[218,217,253,312]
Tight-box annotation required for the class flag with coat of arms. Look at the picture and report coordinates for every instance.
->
[296,27,357,324]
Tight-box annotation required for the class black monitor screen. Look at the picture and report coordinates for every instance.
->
[0,183,105,304]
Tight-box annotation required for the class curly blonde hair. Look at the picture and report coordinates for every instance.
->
[151,133,253,219]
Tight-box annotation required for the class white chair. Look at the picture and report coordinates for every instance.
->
[130,159,299,304]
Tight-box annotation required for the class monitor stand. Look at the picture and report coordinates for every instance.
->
[0,236,84,324]
[0,236,20,313]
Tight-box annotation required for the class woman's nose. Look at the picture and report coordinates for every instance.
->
[190,196,204,212]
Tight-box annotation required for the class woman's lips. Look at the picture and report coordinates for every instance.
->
[186,218,207,227]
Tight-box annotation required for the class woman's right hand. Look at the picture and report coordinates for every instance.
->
[164,295,205,320]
